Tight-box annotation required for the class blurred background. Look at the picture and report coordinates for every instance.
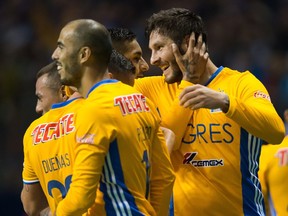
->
[1,0,287,214]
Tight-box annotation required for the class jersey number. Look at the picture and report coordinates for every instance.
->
[142,150,150,199]
[47,175,72,198]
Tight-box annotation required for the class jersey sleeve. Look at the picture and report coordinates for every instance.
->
[225,72,285,144]
[265,138,288,215]
[22,124,39,184]
[135,77,194,150]
[149,125,175,216]
[56,106,114,215]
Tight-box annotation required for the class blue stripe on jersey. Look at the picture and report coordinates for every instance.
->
[87,79,119,97]
[51,97,81,109]
[100,139,144,216]
[240,129,265,216]
[268,193,276,216]
[23,179,40,184]
[169,194,174,216]
[204,66,223,86]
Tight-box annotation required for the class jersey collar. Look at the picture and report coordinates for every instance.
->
[86,79,119,98]
[204,66,224,86]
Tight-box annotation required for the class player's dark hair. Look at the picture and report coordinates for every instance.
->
[145,8,208,49]
[108,28,136,43]
[107,28,136,54]
[36,61,61,90]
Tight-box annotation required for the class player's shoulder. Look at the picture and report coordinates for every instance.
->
[222,67,259,80]
[134,75,165,86]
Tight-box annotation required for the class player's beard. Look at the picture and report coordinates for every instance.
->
[60,54,82,88]
[164,59,183,84]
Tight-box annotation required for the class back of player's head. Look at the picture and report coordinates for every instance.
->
[145,8,208,47]
[107,27,136,53]
[108,27,136,43]
[36,61,61,91]
[67,19,113,67]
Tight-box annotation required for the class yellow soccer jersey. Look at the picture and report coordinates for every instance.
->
[56,79,175,216]
[134,67,285,216]
[259,136,288,216]
[22,97,84,214]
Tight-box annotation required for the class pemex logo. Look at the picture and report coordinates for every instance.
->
[183,152,224,167]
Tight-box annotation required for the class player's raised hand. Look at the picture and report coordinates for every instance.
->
[171,32,209,83]
[179,84,229,112]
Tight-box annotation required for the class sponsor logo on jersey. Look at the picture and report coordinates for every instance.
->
[253,90,271,101]
[210,108,222,113]
[182,123,234,144]
[275,147,288,166]
[32,113,75,144]
[76,133,95,144]
[183,152,224,167]
[114,93,150,115]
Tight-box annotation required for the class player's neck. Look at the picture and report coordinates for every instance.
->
[79,70,110,97]
[198,59,218,85]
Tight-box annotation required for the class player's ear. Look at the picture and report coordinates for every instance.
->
[179,35,190,54]
[60,85,68,101]
[108,72,113,79]
[79,47,91,63]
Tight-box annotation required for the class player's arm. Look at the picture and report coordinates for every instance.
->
[56,143,105,215]
[150,126,175,215]
[56,109,109,215]
[21,183,49,216]
[22,125,50,216]
[179,74,285,144]
[266,139,288,215]
[223,75,284,144]
[160,126,175,154]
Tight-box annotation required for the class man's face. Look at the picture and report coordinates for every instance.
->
[35,74,64,115]
[52,25,82,87]
[122,39,149,78]
[149,31,182,84]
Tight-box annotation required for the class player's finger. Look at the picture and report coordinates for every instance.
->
[179,86,197,104]
[186,32,196,54]
[180,93,196,108]
[199,42,206,56]
[196,34,203,48]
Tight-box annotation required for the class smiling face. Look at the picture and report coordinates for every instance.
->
[149,30,183,84]
[119,39,149,78]
[51,24,82,87]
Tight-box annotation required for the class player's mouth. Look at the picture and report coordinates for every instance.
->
[56,62,63,72]
[161,65,170,76]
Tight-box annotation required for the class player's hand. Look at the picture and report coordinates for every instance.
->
[179,84,229,112]
[172,32,209,83]
[160,127,175,154]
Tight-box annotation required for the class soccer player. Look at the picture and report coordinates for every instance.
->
[108,27,149,78]
[21,50,154,216]
[108,28,176,152]
[21,90,84,215]
[259,110,288,216]
[22,19,175,216]
[133,8,285,215]
[35,61,68,115]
